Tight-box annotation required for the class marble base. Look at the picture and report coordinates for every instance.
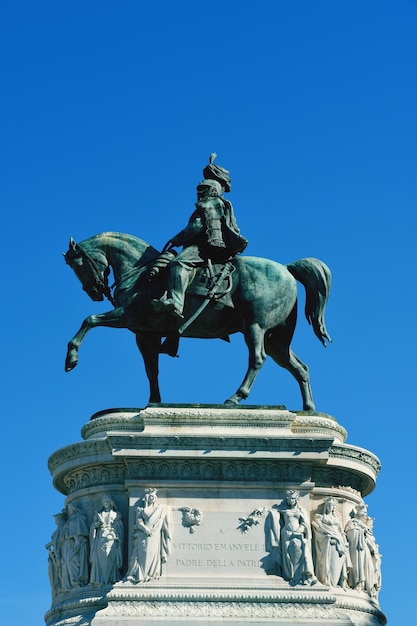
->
[45,405,386,626]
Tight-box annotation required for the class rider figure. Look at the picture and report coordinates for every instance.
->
[152,154,248,319]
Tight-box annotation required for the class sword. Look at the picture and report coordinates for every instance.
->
[178,262,234,336]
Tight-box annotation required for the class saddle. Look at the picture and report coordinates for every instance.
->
[149,251,235,310]
[187,262,235,309]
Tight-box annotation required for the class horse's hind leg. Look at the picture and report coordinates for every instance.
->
[225,323,266,405]
[265,327,315,411]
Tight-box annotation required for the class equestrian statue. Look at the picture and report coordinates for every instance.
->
[64,154,331,410]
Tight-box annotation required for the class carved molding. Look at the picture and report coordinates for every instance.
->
[62,464,126,494]
[333,591,387,624]
[329,445,381,476]
[99,599,339,618]
[341,610,386,626]
[45,590,108,625]
[125,458,313,484]
[50,442,380,496]
[44,585,386,624]
[48,440,111,474]
[52,456,376,498]
[140,405,296,425]
[57,456,378,496]
[54,458,317,495]
[81,411,144,440]
[81,406,299,440]
[108,434,332,453]
[292,415,347,442]
[334,595,385,617]
[312,466,365,494]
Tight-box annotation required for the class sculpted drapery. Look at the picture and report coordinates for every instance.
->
[345,503,381,597]
[126,489,172,583]
[60,504,89,589]
[312,497,351,587]
[89,496,124,585]
[265,490,316,585]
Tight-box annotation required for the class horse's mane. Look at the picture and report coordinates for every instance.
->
[80,231,155,251]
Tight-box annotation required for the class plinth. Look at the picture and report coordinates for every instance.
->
[45,405,386,625]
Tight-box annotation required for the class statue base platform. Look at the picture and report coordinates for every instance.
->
[46,405,386,626]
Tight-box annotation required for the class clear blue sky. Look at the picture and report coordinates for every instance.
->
[1,1,416,624]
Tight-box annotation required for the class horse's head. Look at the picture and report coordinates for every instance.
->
[64,237,114,305]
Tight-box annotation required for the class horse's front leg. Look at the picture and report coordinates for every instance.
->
[135,333,162,404]
[65,308,127,372]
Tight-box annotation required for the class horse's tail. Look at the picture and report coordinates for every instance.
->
[286,258,332,346]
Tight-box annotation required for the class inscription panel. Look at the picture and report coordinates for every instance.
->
[166,511,267,578]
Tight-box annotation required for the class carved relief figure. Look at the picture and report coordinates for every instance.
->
[125,488,172,583]
[89,496,124,586]
[265,490,316,585]
[46,510,67,597]
[345,503,381,597]
[366,518,382,596]
[60,503,89,589]
[312,497,351,587]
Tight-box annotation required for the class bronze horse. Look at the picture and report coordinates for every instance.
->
[64,232,331,409]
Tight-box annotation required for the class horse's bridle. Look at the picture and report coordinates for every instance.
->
[65,241,115,306]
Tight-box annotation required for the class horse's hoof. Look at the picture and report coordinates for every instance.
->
[65,354,78,372]
[303,403,315,412]
[224,397,239,406]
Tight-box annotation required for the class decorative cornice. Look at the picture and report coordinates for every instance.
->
[49,446,379,498]
[54,458,316,496]
[329,444,381,475]
[81,406,345,441]
[81,410,145,440]
[51,451,379,497]
[48,440,111,474]
[292,414,347,442]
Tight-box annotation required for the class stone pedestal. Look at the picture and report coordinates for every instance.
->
[45,405,386,625]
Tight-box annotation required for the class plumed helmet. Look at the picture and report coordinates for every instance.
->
[202,152,231,192]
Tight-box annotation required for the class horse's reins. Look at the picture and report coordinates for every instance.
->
[70,243,116,307]
[74,243,158,306]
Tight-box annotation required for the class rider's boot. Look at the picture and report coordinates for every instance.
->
[151,260,195,319]
[152,298,184,319]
